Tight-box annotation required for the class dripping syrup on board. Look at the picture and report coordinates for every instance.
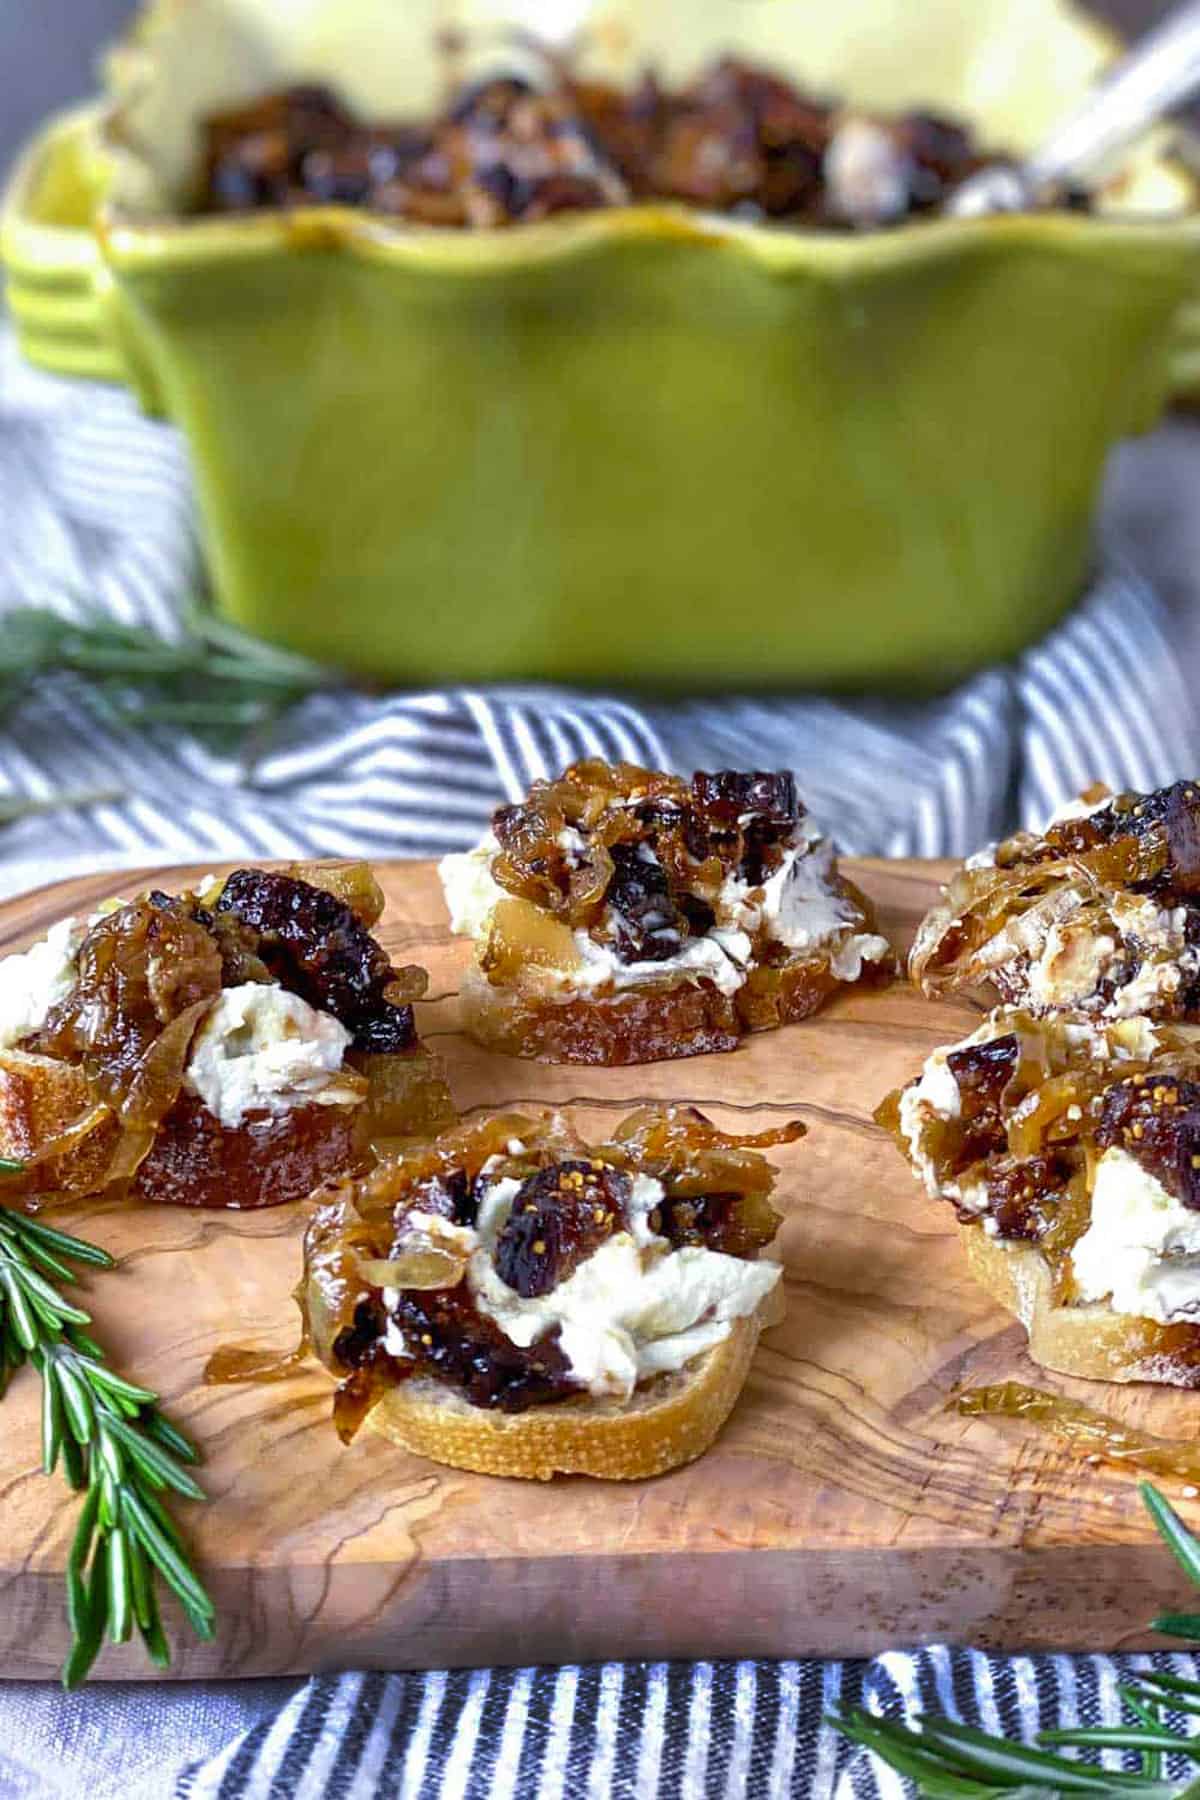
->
[204,1335,310,1385]
[956,1382,1200,1485]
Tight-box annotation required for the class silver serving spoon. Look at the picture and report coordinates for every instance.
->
[950,0,1200,216]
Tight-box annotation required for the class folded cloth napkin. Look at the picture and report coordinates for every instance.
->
[5,324,1200,1800]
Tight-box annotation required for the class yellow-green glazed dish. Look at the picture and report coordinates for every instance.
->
[5,0,1200,690]
[1,103,127,385]
[98,203,1195,689]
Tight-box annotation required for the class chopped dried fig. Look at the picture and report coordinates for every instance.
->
[493,1161,630,1297]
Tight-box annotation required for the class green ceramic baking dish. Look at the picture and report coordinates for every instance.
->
[7,0,1200,690]
[96,201,1196,689]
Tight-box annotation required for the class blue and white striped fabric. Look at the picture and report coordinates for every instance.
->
[163,1648,1200,1798]
[6,323,1200,1800]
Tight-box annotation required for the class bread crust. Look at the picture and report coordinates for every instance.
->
[129,1092,364,1210]
[459,963,742,1065]
[459,875,890,1065]
[960,1224,1200,1389]
[368,1297,777,1479]
[0,1051,118,1195]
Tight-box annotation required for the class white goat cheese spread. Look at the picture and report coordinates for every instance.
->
[1024,920,1118,1010]
[567,926,753,998]
[830,933,892,981]
[438,834,507,938]
[440,824,885,1000]
[184,983,359,1128]
[395,1167,779,1400]
[1072,1147,1200,1323]
[723,840,870,941]
[0,915,88,1050]
[898,1043,964,1197]
[721,841,889,974]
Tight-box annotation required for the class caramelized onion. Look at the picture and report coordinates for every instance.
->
[119,996,213,1128]
[28,898,222,1106]
[17,1101,111,1169]
[481,897,582,987]
[488,759,804,931]
[281,860,386,928]
[355,1248,468,1290]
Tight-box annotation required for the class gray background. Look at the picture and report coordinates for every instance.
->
[0,0,1179,175]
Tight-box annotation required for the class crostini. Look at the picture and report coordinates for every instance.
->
[0,863,452,1209]
[303,1104,803,1478]
[439,759,892,1064]
[878,1006,1200,1386]
[911,780,1200,1022]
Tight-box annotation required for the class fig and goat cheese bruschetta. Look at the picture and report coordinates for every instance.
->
[878,1005,1200,1387]
[439,759,893,1064]
[0,863,452,1209]
[302,1105,802,1479]
[911,780,1200,1023]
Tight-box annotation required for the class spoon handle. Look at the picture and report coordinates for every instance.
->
[1027,0,1200,189]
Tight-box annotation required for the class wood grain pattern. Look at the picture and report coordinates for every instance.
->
[2,855,1199,1681]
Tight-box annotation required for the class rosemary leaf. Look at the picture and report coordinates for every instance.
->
[0,789,120,827]
[1144,1484,1200,1589]
[1039,1726,1199,1757]
[1151,1613,1200,1642]
[0,1203,212,1686]
[831,1485,1200,1795]
[106,1531,133,1644]
[5,1213,114,1265]
[0,606,331,769]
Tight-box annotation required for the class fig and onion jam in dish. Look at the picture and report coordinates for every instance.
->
[199,58,1088,231]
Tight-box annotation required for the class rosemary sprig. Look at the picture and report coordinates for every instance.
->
[830,1482,1200,1797]
[0,1201,214,1687]
[0,605,332,763]
[0,789,122,829]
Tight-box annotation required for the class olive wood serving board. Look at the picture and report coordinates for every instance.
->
[2,856,1199,1681]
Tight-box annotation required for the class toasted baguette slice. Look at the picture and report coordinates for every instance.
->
[459,882,888,1065]
[961,1226,1200,1389]
[0,1051,118,1195]
[369,1292,781,1480]
[129,1093,364,1210]
[458,964,742,1065]
[0,1050,365,1209]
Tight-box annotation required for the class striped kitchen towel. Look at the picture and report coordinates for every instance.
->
[154,1648,1200,1797]
[5,1645,1200,1798]
[2,325,1200,899]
